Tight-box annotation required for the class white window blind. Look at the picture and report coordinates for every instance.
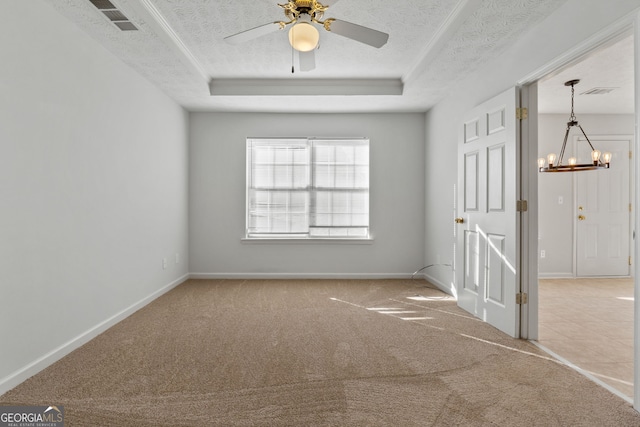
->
[247,138,369,238]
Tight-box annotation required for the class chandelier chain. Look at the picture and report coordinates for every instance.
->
[569,83,576,122]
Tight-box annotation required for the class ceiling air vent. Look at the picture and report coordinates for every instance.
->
[89,0,116,9]
[580,87,618,95]
[89,0,138,31]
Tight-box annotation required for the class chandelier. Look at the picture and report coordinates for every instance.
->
[538,79,611,172]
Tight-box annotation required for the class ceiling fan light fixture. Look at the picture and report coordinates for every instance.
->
[288,22,319,52]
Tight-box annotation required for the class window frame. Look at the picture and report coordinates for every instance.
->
[244,137,372,242]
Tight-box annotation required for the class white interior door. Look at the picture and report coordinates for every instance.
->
[575,137,631,276]
[455,87,520,338]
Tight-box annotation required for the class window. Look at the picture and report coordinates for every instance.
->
[246,137,369,239]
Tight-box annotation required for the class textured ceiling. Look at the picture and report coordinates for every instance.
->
[538,34,635,115]
[47,0,570,113]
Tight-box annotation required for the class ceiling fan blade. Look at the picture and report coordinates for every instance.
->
[327,19,388,48]
[224,22,281,45]
[299,50,316,72]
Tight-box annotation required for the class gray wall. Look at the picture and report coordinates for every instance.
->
[0,1,189,392]
[538,114,635,277]
[189,112,425,277]
[424,0,640,293]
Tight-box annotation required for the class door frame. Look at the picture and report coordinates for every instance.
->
[516,9,639,408]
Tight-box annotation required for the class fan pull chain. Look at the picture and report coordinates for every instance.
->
[291,29,295,73]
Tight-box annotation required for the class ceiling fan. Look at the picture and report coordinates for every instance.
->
[224,0,389,72]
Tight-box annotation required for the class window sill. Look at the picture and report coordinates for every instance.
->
[241,237,374,245]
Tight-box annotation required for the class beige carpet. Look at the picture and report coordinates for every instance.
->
[2,279,639,426]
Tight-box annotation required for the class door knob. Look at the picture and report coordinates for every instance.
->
[455,217,464,224]
[578,215,586,221]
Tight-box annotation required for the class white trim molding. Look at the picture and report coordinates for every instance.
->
[209,78,403,96]
[633,8,640,410]
[531,341,633,405]
[0,274,189,396]
[189,273,413,280]
[241,237,374,245]
[518,11,639,87]
[125,0,209,81]
[537,273,576,279]
[403,0,483,85]
[421,270,455,296]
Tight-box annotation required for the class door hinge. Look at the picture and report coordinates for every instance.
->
[517,200,528,212]
[516,292,528,305]
[629,256,632,266]
[516,108,528,120]
[630,203,632,212]
[630,151,633,159]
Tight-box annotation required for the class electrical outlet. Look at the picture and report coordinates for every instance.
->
[540,250,546,258]
[162,258,167,269]
[558,196,563,205]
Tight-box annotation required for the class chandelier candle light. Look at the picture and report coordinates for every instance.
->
[538,79,611,172]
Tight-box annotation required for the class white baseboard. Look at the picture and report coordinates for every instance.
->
[189,272,413,280]
[537,273,575,279]
[0,274,189,396]
[531,341,633,405]
[422,272,455,296]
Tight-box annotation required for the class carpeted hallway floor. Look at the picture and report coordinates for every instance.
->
[2,279,639,426]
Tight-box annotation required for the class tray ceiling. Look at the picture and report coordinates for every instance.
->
[47,0,569,112]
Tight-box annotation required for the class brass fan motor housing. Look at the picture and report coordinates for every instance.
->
[278,0,330,27]
[291,0,314,8]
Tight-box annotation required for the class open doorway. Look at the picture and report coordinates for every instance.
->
[536,33,635,401]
